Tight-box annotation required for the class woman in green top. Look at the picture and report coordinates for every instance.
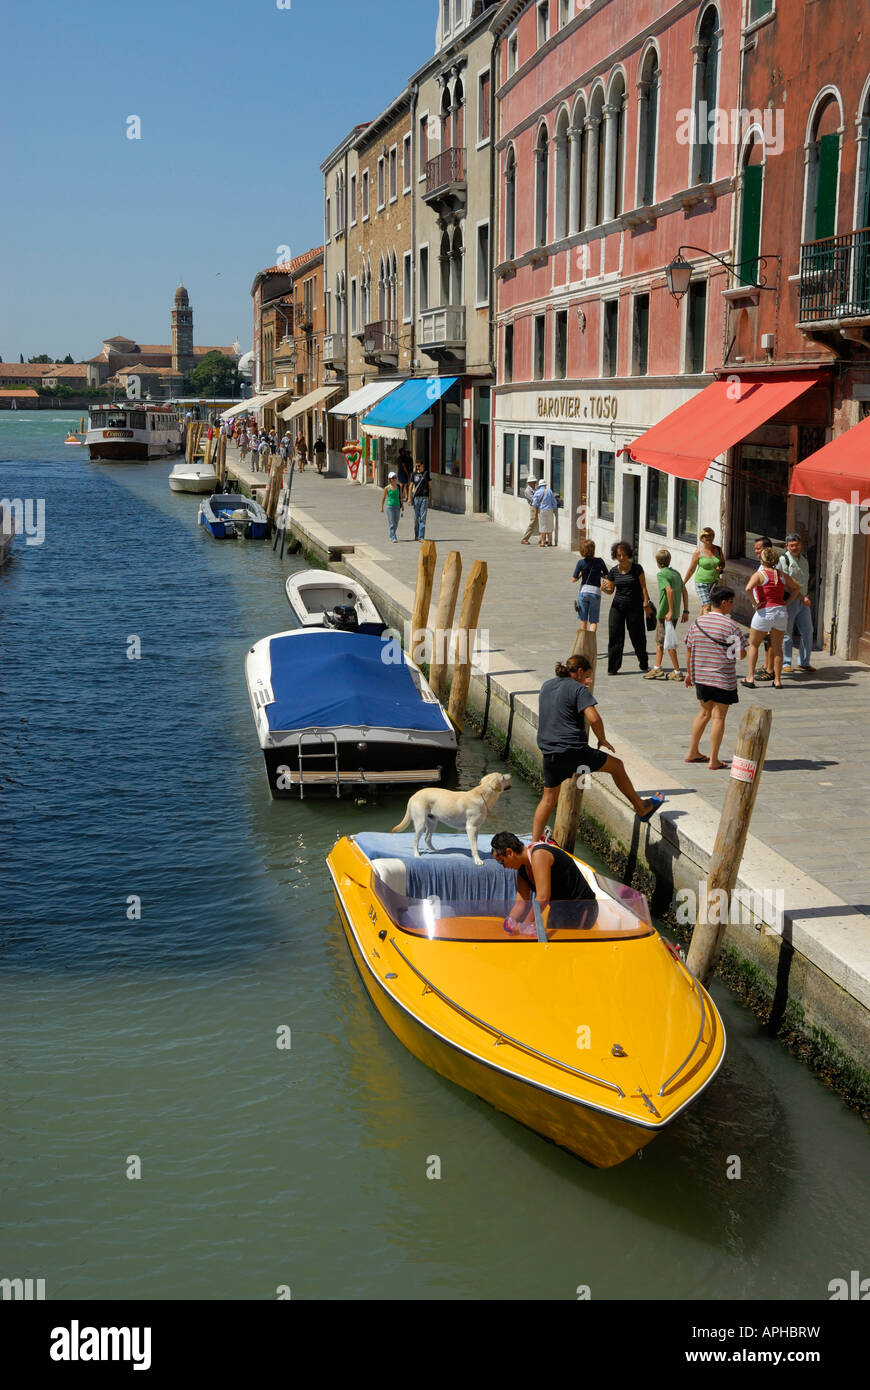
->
[380,471,404,544]
[684,527,724,614]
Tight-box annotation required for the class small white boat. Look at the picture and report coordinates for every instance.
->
[169,461,218,494]
[285,570,387,636]
[0,501,16,567]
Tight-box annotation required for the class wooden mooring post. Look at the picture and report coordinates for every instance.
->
[410,540,437,665]
[428,550,462,700]
[447,560,488,730]
[552,629,598,852]
[686,705,773,986]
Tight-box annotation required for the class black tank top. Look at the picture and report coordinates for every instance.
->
[520,844,596,903]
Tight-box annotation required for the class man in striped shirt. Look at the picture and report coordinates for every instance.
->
[684,585,747,770]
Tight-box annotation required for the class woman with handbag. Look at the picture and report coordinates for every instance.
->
[600,540,653,675]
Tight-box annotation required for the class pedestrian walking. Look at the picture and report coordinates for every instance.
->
[295,432,308,472]
[778,532,815,673]
[752,535,775,681]
[532,480,558,546]
[520,477,540,544]
[256,435,269,474]
[571,539,608,632]
[380,471,404,543]
[683,527,724,614]
[644,548,689,680]
[530,653,664,842]
[410,459,431,540]
[313,436,327,474]
[396,443,413,502]
[238,429,249,464]
[685,584,747,769]
[600,541,653,675]
[741,547,802,689]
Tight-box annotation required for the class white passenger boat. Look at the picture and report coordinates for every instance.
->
[285,570,387,636]
[168,461,218,494]
[86,404,183,462]
[245,628,457,797]
[0,501,16,566]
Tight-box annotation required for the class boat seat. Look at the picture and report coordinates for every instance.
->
[370,858,406,895]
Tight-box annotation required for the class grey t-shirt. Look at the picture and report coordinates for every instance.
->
[537,676,597,754]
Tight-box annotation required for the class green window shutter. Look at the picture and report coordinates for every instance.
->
[739,164,763,284]
[814,133,839,241]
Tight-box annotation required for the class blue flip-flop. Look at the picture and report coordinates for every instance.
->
[638,792,665,823]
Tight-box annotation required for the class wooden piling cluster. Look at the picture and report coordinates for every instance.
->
[409,542,487,730]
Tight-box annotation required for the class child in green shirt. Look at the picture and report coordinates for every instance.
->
[644,548,689,680]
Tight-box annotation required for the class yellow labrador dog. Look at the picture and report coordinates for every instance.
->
[392,772,511,866]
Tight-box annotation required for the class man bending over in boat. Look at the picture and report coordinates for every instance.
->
[490,831,599,936]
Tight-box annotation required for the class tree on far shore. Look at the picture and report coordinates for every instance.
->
[189,351,238,397]
[28,354,53,364]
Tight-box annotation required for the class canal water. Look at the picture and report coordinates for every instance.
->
[0,412,866,1301]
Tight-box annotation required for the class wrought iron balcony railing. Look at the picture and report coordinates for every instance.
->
[425,147,466,198]
[798,226,870,323]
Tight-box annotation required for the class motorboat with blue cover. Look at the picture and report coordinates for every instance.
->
[285,569,387,636]
[199,493,269,539]
[245,628,457,796]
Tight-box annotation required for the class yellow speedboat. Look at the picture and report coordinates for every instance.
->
[327,833,726,1168]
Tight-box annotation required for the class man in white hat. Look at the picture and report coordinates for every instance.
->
[521,476,540,544]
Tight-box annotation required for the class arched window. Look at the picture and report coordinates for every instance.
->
[390,251,398,328]
[605,73,626,219]
[336,272,346,333]
[378,255,388,321]
[535,125,549,245]
[505,147,517,258]
[804,93,842,243]
[586,86,605,227]
[569,97,587,235]
[451,226,464,304]
[859,81,870,233]
[637,47,660,207]
[441,86,453,151]
[554,108,571,239]
[454,78,465,151]
[738,135,764,286]
[692,7,720,185]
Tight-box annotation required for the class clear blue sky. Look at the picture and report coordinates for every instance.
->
[3,0,438,363]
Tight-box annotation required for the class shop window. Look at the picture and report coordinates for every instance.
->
[632,294,649,376]
[533,315,546,379]
[597,452,615,521]
[441,381,463,477]
[503,433,515,493]
[686,281,707,373]
[533,434,546,485]
[554,309,568,379]
[603,299,618,377]
[646,468,668,535]
[517,433,531,489]
[676,480,699,543]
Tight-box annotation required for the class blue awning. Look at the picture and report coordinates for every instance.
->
[362,376,458,436]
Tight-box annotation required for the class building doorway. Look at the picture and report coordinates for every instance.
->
[571,448,588,550]
[475,386,491,514]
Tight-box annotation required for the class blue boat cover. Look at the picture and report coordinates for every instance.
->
[363,376,458,429]
[266,633,450,733]
[354,832,518,902]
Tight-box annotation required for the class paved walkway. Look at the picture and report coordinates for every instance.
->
[229,450,870,914]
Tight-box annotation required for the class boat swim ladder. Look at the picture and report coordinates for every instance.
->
[296,729,341,799]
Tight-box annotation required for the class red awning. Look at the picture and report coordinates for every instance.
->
[627,374,824,481]
[791,414,870,502]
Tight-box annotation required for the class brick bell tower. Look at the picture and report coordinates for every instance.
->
[171,284,195,375]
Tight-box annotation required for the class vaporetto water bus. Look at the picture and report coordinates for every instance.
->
[86,404,183,462]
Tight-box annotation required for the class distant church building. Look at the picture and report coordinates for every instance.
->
[171,284,195,375]
[85,285,239,397]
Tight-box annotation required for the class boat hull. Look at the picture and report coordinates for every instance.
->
[333,886,655,1167]
[169,467,218,494]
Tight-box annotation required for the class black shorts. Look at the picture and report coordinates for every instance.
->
[695,683,738,706]
[548,899,600,930]
[542,746,609,788]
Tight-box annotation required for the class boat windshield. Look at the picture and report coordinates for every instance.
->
[371,870,654,943]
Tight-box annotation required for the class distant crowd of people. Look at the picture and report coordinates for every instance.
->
[220,415,327,475]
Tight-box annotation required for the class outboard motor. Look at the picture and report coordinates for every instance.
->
[325,604,359,632]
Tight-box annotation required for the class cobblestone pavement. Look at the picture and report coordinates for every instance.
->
[232,450,870,917]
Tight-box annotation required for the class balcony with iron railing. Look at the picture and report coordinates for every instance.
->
[418,305,466,361]
[424,147,466,211]
[322,333,346,364]
[798,226,870,325]
[362,320,398,362]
